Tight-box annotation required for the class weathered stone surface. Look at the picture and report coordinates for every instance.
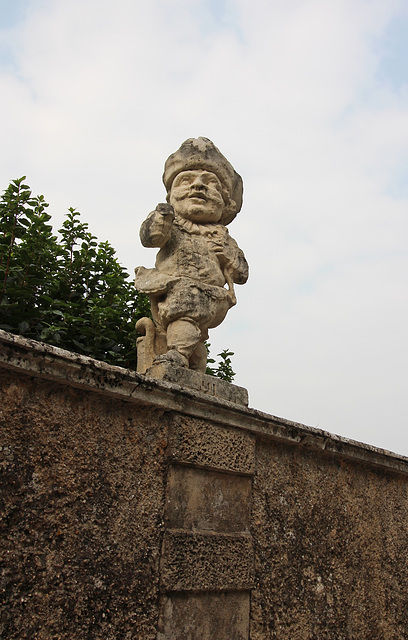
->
[160,531,254,592]
[2,331,408,639]
[168,415,255,474]
[0,369,167,639]
[165,465,252,533]
[157,591,250,640]
[135,137,248,375]
[146,358,248,405]
[2,329,407,478]
[250,440,408,639]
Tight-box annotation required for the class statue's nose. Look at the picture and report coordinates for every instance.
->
[191,175,206,189]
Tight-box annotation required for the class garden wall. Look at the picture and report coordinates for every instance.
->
[1,329,407,639]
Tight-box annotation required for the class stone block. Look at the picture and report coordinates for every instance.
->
[145,360,249,406]
[168,416,255,475]
[157,591,250,640]
[160,531,254,592]
[165,465,252,533]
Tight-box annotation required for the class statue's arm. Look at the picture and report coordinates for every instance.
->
[139,203,175,248]
[233,246,249,284]
[224,235,249,285]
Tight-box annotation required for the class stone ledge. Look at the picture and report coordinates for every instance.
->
[1,329,408,475]
[160,530,254,592]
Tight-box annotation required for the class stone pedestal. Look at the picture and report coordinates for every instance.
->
[157,415,255,640]
[145,360,249,406]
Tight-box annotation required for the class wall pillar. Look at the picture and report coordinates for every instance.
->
[157,414,255,640]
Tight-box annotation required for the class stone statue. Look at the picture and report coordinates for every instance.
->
[135,137,248,374]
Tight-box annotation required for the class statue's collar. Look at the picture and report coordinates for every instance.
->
[175,216,225,236]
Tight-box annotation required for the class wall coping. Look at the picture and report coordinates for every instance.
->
[1,328,407,476]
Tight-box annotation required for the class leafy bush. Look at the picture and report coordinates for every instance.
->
[206,347,236,382]
[0,177,149,368]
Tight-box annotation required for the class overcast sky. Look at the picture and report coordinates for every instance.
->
[1,0,407,456]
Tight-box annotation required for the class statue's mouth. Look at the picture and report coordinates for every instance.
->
[189,192,207,201]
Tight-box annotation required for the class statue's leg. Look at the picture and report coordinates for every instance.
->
[135,317,156,373]
[165,317,201,367]
[189,340,208,373]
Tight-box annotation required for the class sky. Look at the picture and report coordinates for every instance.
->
[1,0,407,456]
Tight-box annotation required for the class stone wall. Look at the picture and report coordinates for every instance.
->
[1,329,407,639]
[251,439,408,638]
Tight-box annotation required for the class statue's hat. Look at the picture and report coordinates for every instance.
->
[163,137,243,225]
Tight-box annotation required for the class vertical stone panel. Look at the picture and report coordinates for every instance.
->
[158,414,255,639]
[168,415,255,474]
[157,592,250,640]
[165,465,252,533]
[160,530,254,591]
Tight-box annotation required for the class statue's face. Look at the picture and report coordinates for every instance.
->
[169,170,225,223]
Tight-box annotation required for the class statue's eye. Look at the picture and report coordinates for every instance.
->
[206,177,221,190]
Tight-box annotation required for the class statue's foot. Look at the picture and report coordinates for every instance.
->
[153,349,189,368]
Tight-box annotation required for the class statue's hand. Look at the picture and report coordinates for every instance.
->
[155,203,175,219]
[140,203,175,248]
[209,231,248,285]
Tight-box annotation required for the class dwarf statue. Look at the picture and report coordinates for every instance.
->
[134,137,248,374]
